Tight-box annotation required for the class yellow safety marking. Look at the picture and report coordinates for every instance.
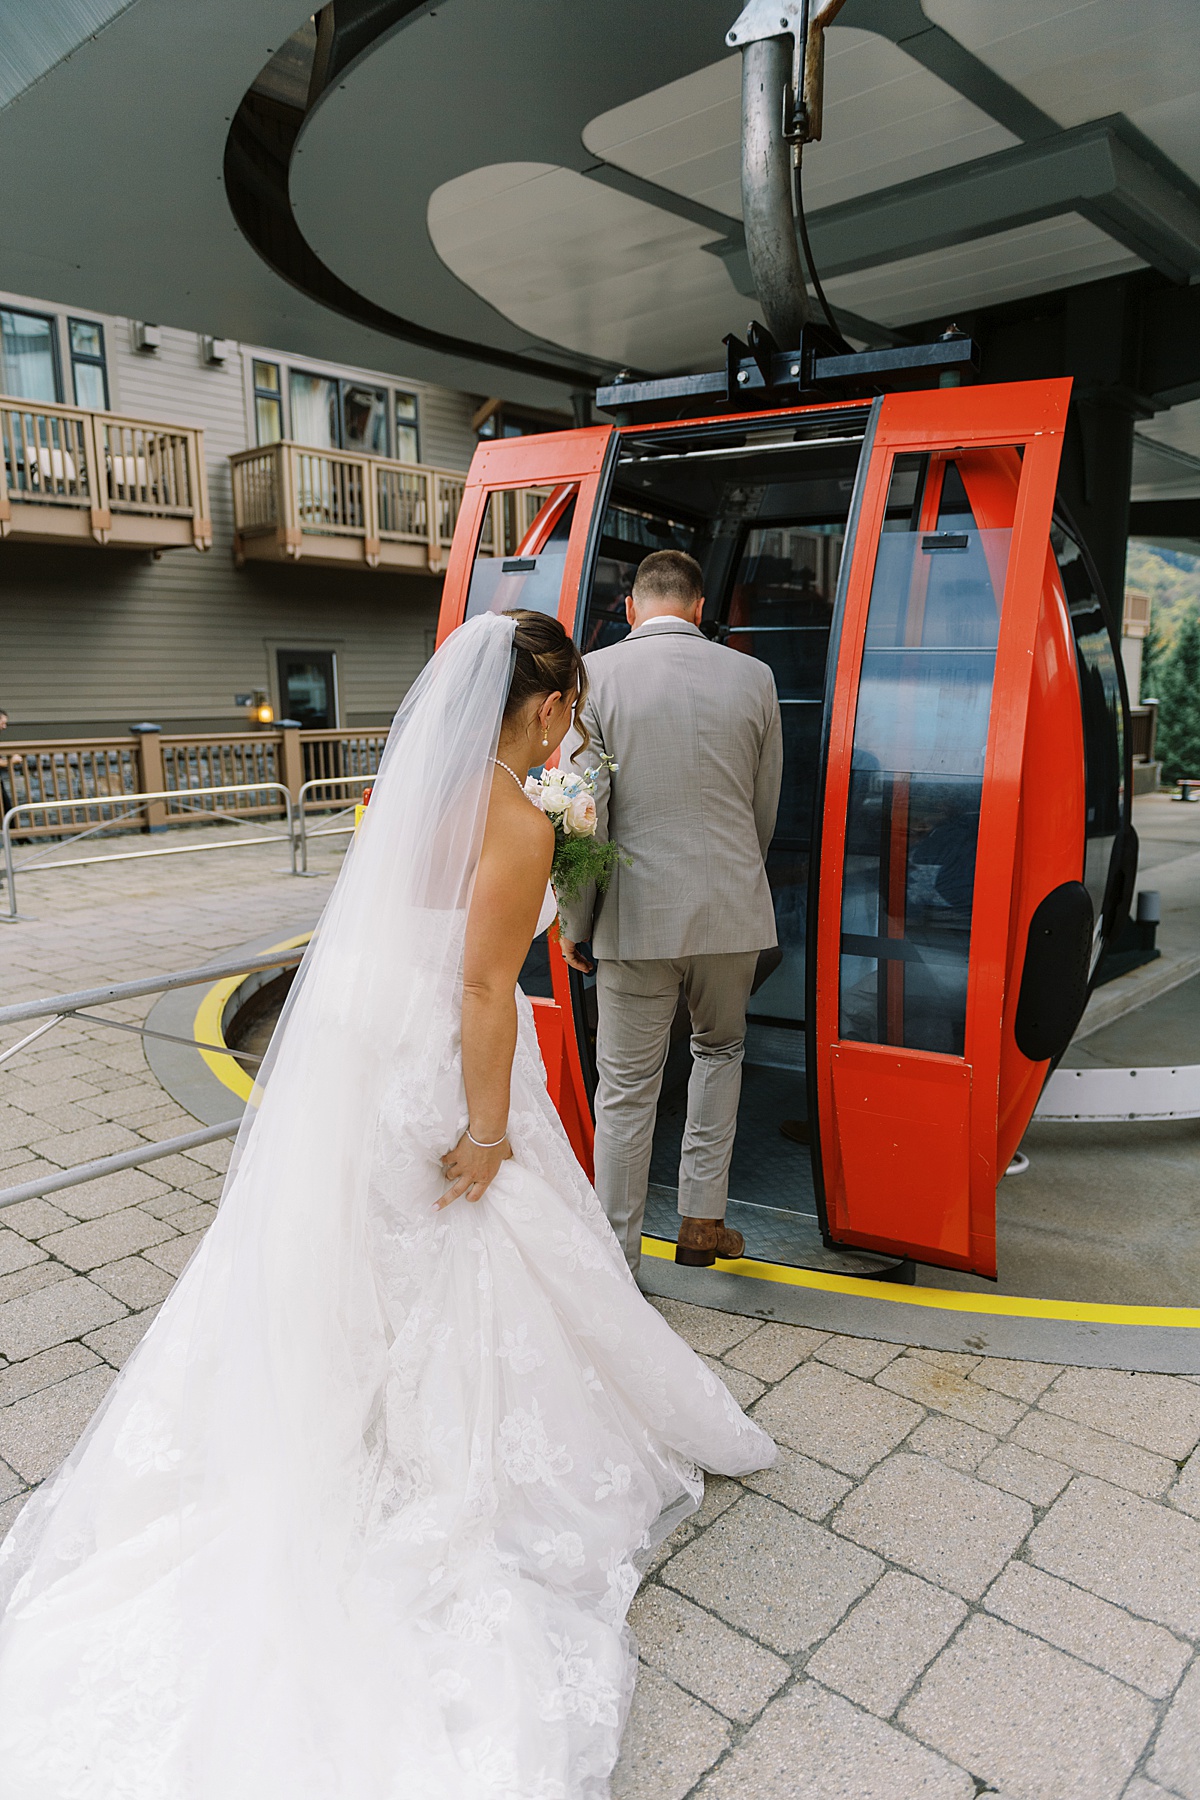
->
[640,1236,1200,1330]
[192,948,1198,1335]
[193,935,311,1104]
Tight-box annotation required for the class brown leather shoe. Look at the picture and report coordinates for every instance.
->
[676,1217,746,1267]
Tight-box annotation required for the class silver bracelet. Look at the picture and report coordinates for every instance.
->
[466,1125,507,1149]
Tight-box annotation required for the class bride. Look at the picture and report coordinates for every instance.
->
[0,609,774,1799]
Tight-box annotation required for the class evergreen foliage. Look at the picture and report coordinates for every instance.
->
[1156,606,1200,784]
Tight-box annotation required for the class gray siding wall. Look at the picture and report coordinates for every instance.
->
[0,294,480,736]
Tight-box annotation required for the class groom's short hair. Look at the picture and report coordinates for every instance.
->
[632,550,703,609]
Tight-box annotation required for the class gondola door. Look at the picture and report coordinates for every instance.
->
[811,380,1072,1277]
[436,425,618,1175]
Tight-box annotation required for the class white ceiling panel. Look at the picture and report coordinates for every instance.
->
[582,27,1017,219]
[824,212,1142,328]
[926,0,1200,183]
[428,164,749,371]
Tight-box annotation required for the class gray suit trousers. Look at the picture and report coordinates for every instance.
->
[593,951,760,1274]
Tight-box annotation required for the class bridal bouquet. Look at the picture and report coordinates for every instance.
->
[524,756,627,906]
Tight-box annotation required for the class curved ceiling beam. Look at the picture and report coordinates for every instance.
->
[223,2,629,394]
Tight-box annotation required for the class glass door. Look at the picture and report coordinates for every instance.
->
[811,381,1072,1277]
[436,425,620,1175]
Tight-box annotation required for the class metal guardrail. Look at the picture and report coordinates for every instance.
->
[1,782,297,920]
[296,776,365,873]
[0,946,306,1209]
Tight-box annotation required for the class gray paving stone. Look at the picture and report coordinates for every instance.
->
[968,1358,1063,1402]
[906,1348,983,1375]
[908,1413,998,1472]
[697,1681,976,1799]
[49,1166,172,1222]
[832,1453,1034,1599]
[83,1306,160,1369]
[649,1297,760,1357]
[1170,1448,1200,1520]
[1013,1409,1176,1499]
[0,1273,124,1360]
[629,1585,789,1722]
[0,1457,23,1502]
[751,1359,923,1478]
[691,1474,741,1533]
[978,1442,1072,1508]
[0,1197,75,1238]
[142,1230,207,1277]
[984,1561,1189,1699]
[138,1189,212,1222]
[27,1121,144,1168]
[744,1445,853,1520]
[902,1614,1156,1800]
[89,1254,177,1308]
[722,1322,828,1381]
[664,1493,882,1654]
[0,1339,99,1405]
[1147,1659,1200,1800]
[811,1334,904,1379]
[0,1227,46,1278]
[702,1355,765,1410]
[806,1570,967,1718]
[876,1353,1026,1435]
[1040,1368,1200,1461]
[0,1363,116,1481]
[1124,1778,1187,1800]
[39,1206,176,1273]
[610,1664,730,1800]
[0,1492,28,1537]
[1028,1476,1200,1637]
[0,1259,72,1308]
[910,1620,1165,1800]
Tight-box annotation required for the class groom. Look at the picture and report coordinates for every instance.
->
[560,550,783,1275]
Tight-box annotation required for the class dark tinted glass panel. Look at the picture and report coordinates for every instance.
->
[341,382,388,455]
[465,493,575,621]
[277,651,335,728]
[1051,523,1125,947]
[839,460,1010,1056]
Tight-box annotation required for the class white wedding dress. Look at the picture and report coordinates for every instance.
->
[0,614,774,1800]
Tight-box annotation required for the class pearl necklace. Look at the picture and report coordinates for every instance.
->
[491,757,533,800]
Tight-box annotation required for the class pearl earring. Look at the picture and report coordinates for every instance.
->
[542,731,550,748]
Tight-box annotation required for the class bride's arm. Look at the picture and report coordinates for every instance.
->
[437,791,554,1207]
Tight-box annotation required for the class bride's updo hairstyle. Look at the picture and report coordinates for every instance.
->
[502,609,591,760]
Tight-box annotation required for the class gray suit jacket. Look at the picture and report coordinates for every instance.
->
[559,617,783,960]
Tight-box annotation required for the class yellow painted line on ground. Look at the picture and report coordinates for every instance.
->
[192,948,1198,1335]
[192,935,311,1104]
[640,1236,1200,1330]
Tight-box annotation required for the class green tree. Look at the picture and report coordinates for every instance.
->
[1140,614,1167,698]
[1155,605,1200,784]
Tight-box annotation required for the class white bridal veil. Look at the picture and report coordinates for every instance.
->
[0,612,522,1793]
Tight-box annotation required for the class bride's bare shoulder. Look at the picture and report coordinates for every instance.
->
[485,777,554,863]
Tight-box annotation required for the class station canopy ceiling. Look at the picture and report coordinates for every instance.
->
[1,0,1198,510]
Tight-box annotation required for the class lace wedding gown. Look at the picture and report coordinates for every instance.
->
[0,614,775,1800]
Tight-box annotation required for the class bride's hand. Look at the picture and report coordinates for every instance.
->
[437,1130,511,1208]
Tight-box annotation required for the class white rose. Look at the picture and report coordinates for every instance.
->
[524,776,543,805]
[564,792,598,837]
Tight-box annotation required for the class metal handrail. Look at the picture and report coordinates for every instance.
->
[0,946,310,1208]
[297,776,367,873]
[2,782,297,920]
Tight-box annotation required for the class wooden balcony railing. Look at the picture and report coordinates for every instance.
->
[0,726,398,837]
[0,397,211,551]
[230,441,472,574]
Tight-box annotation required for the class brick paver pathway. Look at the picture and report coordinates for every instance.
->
[2,831,1199,1799]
